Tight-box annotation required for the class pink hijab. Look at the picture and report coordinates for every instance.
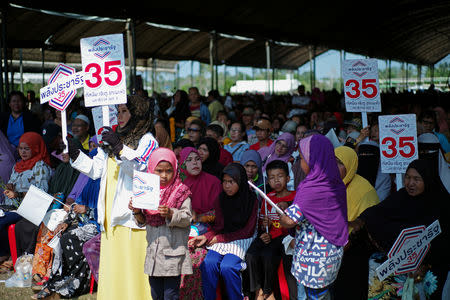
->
[179,147,222,215]
[144,147,191,226]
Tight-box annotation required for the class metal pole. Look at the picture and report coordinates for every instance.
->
[41,48,45,87]
[388,60,392,89]
[309,46,313,91]
[430,64,435,85]
[2,10,9,98]
[190,61,194,87]
[209,32,214,91]
[272,67,275,94]
[215,35,218,90]
[176,64,180,90]
[19,48,23,92]
[265,41,270,94]
[126,18,136,93]
[224,65,227,94]
[152,58,156,93]
[405,63,408,91]
[340,50,343,90]
[313,46,316,89]
[417,65,422,88]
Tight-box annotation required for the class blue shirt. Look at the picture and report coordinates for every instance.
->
[224,141,249,163]
[7,114,24,147]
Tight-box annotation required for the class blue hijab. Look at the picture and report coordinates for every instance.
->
[240,149,263,188]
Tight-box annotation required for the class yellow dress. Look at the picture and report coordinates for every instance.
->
[97,157,152,300]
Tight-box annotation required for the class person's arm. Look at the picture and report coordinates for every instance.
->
[117,133,159,176]
[166,198,192,228]
[280,203,305,229]
[71,147,107,180]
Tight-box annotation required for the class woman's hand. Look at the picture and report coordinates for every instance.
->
[55,223,69,235]
[188,235,207,248]
[3,189,16,199]
[261,215,270,229]
[73,204,87,214]
[260,232,271,244]
[158,205,173,221]
[207,236,218,246]
[279,214,297,229]
[128,199,141,214]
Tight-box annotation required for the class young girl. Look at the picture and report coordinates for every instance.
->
[279,134,348,300]
[129,147,192,300]
[189,163,257,300]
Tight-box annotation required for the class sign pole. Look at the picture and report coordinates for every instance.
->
[396,173,403,190]
[102,105,110,127]
[61,110,68,153]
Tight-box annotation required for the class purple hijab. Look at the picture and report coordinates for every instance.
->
[294,134,348,246]
[259,132,295,172]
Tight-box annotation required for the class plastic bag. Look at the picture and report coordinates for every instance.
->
[5,254,33,288]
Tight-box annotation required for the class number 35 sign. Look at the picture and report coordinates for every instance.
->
[343,59,381,112]
[379,114,419,173]
[80,34,127,107]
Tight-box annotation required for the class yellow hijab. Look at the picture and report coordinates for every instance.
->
[335,146,380,222]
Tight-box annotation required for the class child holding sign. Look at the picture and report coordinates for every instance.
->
[246,159,295,300]
[279,134,348,300]
[129,147,193,300]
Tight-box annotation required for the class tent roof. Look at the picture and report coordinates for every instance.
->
[3,1,450,68]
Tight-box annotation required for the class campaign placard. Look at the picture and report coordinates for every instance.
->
[132,170,160,210]
[343,59,381,112]
[80,34,127,107]
[16,185,54,226]
[379,114,419,174]
[376,220,441,281]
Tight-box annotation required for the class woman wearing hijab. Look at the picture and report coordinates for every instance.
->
[418,132,450,193]
[30,139,90,289]
[279,134,348,299]
[129,147,192,300]
[68,95,158,300]
[189,163,258,300]
[350,159,449,299]
[179,147,222,300]
[33,154,101,299]
[198,137,225,179]
[0,132,52,272]
[240,150,264,189]
[333,146,379,299]
[357,141,392,201]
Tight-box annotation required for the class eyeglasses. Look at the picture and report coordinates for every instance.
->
[188,128,201,132]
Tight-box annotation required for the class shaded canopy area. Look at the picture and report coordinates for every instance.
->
[4,0,450,67]
[3,4,327,70]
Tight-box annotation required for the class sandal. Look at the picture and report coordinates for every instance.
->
[31,288,53,299]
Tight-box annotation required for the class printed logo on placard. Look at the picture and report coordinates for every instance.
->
[47,64,77,111]
[88,38,117,59]
[133,174,154,197]
[350,60,371,77]
[389,116,407,135]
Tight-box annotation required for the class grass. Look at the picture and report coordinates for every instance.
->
[0,272,97,300]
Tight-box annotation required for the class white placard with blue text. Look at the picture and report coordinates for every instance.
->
[80,34,127,107]
[343,59,381,112]
[378,114,419,174]
[132,170,160,210]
